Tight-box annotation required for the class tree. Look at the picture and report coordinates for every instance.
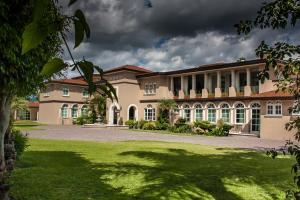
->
[89,95,107,123]
[235,0,300,198]
[157,99,177,123]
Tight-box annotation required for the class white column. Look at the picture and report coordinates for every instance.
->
[192,74,196,90]
[217,71,221,88]
[246,68,251,86]
[190,108,194,122]
[236,72,240,92]
[204,73,208,89]
[170,77,174,92]
[230,108,235,124]
[179,75,184,98]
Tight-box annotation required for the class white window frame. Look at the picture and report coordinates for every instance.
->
[220,103,230,123]
[43,92,50,97]
[62,87,69,97]
[194,104,203,121]
[235,103,245,124]
[144,83,157,95]
[182,104,191,122]
[61,104,69,119]
[207,103,216,123]
[71,105,78,118]
[266,101,282,116]
[144,105,156,121]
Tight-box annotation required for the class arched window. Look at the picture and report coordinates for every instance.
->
[207,103,216,123]
[235,103,245,124]
[61,104,68,118]
[173,105,180,114]
[144,105,155,121]
[194,104,203,121]
[183,104,191,122]
[72,105,78,118]
[251,103,261,132]
[81,105,88,117]
[220,103,230,123]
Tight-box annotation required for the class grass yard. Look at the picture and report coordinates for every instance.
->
[13,120,44,131]
[11,139,294,200]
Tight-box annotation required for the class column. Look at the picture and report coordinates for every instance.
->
[244,68,252,96]
[202,73,208,98]
[215,71,222,97]
[170,77,174,97]
[229,70,237,97]
[190,108,194,122]
[179,75,184,98]
[190,74,196,98]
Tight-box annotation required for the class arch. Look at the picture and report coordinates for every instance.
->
[220,102,230,123]
[250,102,261,108]
[194,103,203,121]
[235,102,245,124]
[206,102,216,109]
[234,102,246,108]
[127,104,138,121]
[109,102,121,125]
[193,103,202,109]
[219,102,230,109]
[61,104,69,118]
[144,104,156,121]
[206,102,216,123]
[71,104,79,118]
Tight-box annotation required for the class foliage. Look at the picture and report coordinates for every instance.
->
[157,99,177,123]
[193,120,216,132]
[142,122,156,130]
[89,95,106,122]
[73,115,93,125]
[125,120,138,129]
[12,129,29,159]
[138,120,147,129]
[236,0,300,198]
[192,120,232,136]
[167,118,192,133]
[155,121,169,130]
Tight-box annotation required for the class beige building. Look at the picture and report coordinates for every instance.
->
[38,60,296,141]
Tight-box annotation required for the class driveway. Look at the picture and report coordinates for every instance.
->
[26,125,286,150]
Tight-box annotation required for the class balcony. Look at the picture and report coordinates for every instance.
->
[251,86,259,94]
[208,93,215,98]
[222,92,229,97]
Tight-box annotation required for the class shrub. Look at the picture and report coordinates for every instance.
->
[193,120,216,131]
[192,127,206,135]
[138,120,147,129]
[174,118,187,127]
[73,115,93,125]
[205,119,233,136]
[143,122,156,130]
[155,121,169,130]
[12,129,29,159]
[168,123,192,133]
[125,120,138,129]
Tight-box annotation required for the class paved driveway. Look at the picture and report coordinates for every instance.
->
[26,125,286,150]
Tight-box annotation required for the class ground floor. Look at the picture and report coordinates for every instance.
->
[107,99,296,141]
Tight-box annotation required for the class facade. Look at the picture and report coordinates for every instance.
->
[38,60,296,141]
[15,102,39,121]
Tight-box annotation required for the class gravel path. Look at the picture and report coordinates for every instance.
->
[26,125,286,150]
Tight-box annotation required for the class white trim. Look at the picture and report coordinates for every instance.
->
[127,104,138,121]
[109,102,120,125]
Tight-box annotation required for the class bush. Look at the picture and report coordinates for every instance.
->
[125,120,138,129]
[73,115,93,125]
[175,118,187,127]
[155,121,169,130]
[143,122,156,130]
[192,127,206,135]
[138,120,147,129]
[193,120,216,131]
[12,129,29,159]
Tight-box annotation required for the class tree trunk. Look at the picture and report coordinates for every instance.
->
[0,94,11,200]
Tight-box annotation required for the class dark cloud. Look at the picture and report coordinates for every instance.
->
[63,0,299,72]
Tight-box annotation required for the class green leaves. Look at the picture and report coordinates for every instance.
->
[74,9,90,48]
[41,58,67,77]
[33,0,49,21]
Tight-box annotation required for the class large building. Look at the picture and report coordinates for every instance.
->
[37,59,296,140]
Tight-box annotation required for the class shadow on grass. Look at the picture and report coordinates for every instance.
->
[11,148,293,200]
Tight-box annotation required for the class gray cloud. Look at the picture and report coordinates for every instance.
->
[63,0,299,73]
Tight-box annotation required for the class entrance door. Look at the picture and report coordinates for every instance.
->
[251,103,261,132]
[129,106,136,120]
[113,107,118,125]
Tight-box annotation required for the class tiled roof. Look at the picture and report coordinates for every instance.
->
[252,90,293,97]
[104,65,152,74]
[28,102,39,108]
[51,79,88,86]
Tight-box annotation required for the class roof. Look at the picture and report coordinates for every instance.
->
[104,65,152,74]
[28,102,39,108]
[136,59,267,78]
[51,79,88,86]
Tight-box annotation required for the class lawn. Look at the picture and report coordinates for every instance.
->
[13,120,44,131]
[11,139,294,200]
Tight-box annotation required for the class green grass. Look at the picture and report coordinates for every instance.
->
[11,139,295,200]
[13,120,44,131]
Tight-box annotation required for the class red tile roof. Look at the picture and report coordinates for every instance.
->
[104,65,152,74]
[252,90,293,97]
[51,79,88,86]
[28,102,39,108]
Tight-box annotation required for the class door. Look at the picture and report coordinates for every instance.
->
[113,107,118,125]
[251,107,260,132]
[129,106,136,120]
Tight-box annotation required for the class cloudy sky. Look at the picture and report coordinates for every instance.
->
[64,0,299,72]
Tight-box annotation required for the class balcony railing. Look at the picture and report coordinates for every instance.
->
[251,86,259,94]
[222,92,229,97]
[208,93,215,98]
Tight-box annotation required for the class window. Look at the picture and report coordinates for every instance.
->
[83,89,89,98]
[195,104,203,121]
[72,105,78,118]
[17,109,30,120]
[43,92,50,97]
[62,87,69,96]
[173,105,180,115]
[235,103,245,124]
[207,103,216,123]
[81,105,88,117]
[220,103,230,123]
[144,105,156,121]
[144,83,157,95]
[292,102,300,116]
[183,105,191,122]
[251,103,261,132]
[267,101,282,116]
[61,104,68,118]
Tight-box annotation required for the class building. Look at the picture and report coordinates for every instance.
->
[15,102,39,121]
[38,59,296,140]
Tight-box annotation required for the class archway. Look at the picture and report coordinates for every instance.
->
[109,102,120,125]
[127,104,138,121]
